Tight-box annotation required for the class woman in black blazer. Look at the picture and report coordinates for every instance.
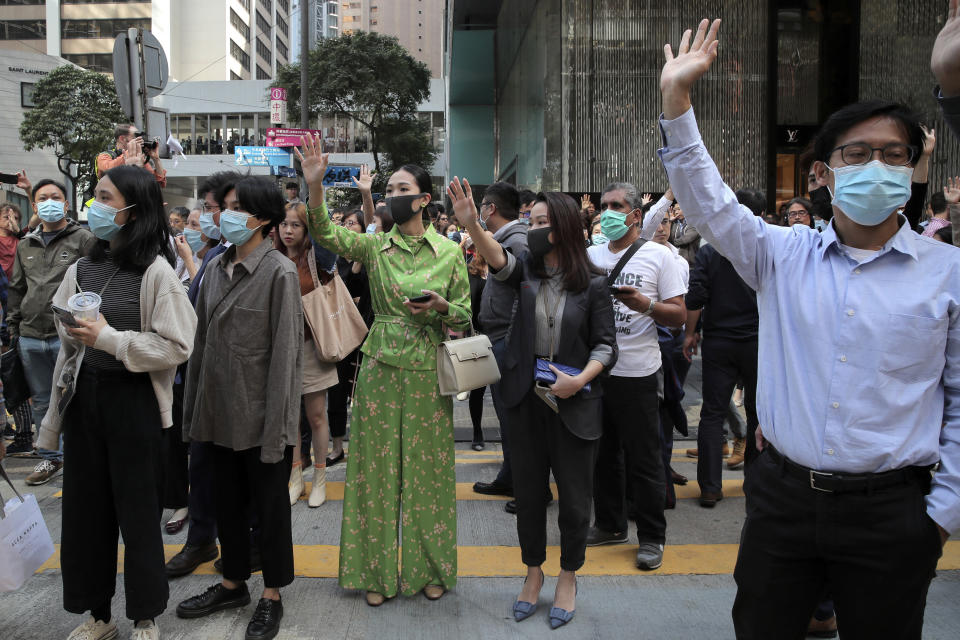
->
[448,180,617,629]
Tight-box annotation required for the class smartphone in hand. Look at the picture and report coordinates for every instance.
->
[51,304,81,328]
[407,293,432,304]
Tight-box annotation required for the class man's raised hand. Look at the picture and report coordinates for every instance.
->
[661,18,721,120]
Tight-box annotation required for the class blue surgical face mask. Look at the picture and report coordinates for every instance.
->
[37,199,65,223]
[87,201,135,241]
[600,209,631,241]
[591,233,608,245]
[199,210,222,241]
[366,223,377,234]
[219,209,262,245]
[828,160,913,227]
[182,227,206,252]
[447,232,457,240]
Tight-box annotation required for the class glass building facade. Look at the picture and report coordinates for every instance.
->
[450,0,957,211]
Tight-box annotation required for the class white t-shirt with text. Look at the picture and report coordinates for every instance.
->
[587,240,688,377]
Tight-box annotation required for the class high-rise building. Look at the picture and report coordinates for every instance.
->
[340,0,443,77]
[290,0,339,63]
[0,1,292,81]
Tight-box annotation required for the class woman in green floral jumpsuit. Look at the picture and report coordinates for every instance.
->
[297,137,471,605]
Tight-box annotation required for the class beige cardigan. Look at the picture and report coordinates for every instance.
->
[37,255,197,450]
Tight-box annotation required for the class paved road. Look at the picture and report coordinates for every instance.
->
[2,359,958,639]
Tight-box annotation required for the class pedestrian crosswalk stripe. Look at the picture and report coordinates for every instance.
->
[51,479,745,502]
[34,541,960,578]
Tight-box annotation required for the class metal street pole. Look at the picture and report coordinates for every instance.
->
[300,0,309,130]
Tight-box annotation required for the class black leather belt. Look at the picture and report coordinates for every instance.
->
[765,445,932,494]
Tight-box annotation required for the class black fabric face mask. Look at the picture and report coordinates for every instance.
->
[527,226,554,259]
[386,194,426,225]
[809,186,833,221]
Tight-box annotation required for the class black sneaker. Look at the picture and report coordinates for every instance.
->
[4,440,36,457]
[585,526,628,546]
[2,423,15,439]
[246,598,283,640]
[176,582,250,619]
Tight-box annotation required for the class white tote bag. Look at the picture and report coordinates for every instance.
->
[0,465,55,592]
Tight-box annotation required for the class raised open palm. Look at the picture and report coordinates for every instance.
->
[932,0,960,95]
[661,19,721,117]
[944,176,960,204]
[352,163,375,192]
[294,134,330,188]
[446,177,479,229]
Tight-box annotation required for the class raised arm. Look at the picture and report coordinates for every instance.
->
[640,189,673,240]
[448,177,507,271]
[297,134,373,264]
[351,164,377,228]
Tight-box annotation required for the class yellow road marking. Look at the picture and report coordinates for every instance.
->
[35,541,960,577]
[53,479,745,502]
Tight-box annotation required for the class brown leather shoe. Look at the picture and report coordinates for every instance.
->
[699,491,724,508]
[423,585,446,600]
[726,438,746,469]
[807,615,838,638]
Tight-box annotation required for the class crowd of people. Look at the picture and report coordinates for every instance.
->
[1,5,960,640]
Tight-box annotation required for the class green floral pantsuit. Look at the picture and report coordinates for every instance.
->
[307,203,471,597]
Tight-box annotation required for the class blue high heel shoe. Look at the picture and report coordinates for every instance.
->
[549,576,577,629]
[513,567,544,622]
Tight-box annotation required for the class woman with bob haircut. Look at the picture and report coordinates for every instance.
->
[38,165,197,640]
[449,180,616,630]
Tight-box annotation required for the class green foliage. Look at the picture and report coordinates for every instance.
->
[19,65,126,202]
[378,115,438,186]
[274,31,435,176]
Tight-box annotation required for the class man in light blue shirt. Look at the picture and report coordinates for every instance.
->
[658,19,956,639]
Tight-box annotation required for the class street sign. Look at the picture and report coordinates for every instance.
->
[266,127,320,147]
[270,87,287,125]
[112,29,169,131]
[323,165,361,188]
[271,166,298,177]
[235,146,293,167]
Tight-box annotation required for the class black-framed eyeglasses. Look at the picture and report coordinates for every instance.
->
[787,210,810,220]
[830,142,917,167]
[480,201,493,209]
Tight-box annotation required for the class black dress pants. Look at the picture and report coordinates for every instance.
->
[61,367,168,621]
[185,440,217,546]
[506,391,598,572]
[732,448,942,640]
[593,373,665,543]
[213,445,295,588]
[161,379,189,508]
[697,337,758,494]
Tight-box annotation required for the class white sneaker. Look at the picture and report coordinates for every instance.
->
[288,464,304,506]
[130,620,159,640]
[67,616,118,640]
[309,466,327,508]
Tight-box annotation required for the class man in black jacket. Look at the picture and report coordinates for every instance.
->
[682,192,761,508]
[471,183,529,512]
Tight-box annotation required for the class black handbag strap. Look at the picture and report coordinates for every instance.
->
[607,237,647,286]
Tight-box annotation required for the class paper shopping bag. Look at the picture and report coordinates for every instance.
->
[0,469,55,591]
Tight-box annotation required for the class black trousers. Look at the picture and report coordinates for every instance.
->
[732,449,942,639]
[594,373,665,543]
[213,445,295,588]
[469,386,486,442]
[697,338,758,494]
[185,440,217,546]
[161,379,189,508]
[506,392,598,571]
[327,349,361,439]
[490,338,513,488]
[61,367,168,621]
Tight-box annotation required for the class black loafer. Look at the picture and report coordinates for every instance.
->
[246,598,283,640]
[472,480,513,496]
[325,451,345,467]
[165,543,219,578]
[176,582,250,619]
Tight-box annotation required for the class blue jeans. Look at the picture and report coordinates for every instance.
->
[19,335,62,461]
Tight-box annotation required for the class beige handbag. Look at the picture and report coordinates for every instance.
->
[301,250,368,363]
[437,326,501,396]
